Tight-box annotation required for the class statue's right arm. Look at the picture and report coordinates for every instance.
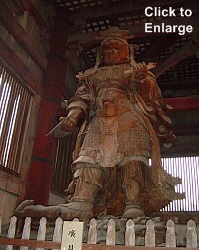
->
[59,79,90,132]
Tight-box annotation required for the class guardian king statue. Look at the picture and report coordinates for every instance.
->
[16,27,183,220]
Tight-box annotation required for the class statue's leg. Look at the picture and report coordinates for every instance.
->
[122,161,145,218]
[60,164,103,220]
[15,164,103,220]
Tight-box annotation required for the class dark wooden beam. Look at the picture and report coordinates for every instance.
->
[0,37,43,94]
[0,237,60,248]
[139,35,179,61]
[5,0,51,32]
[0,0,47,71]
[171,66,178,85]
[2,238,197,250]
[154,40,198,77]
[85,244,195,250]
[0,238,198,250]
[162,137,199,156]
[166,95,199,111]
[21,0,50,31]
[68,15,199,44]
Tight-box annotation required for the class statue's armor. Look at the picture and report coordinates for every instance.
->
[72,64,151,168]
[65,62,183,216]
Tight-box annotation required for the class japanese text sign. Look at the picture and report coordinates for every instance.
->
[61,221,84,250]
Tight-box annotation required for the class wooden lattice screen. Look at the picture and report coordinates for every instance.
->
[161,156,199,212]
[0,61,33,174]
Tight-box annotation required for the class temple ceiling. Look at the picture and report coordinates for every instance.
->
[51,0,199,98]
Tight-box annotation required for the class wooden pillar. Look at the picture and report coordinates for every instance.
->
[25,9,69,205]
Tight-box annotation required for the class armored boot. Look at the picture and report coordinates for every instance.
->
[122,162,145,219]
[122,179,145,219]
[15,167,102,221]
[59,166,103,221]
[59,179,98,221]
[15,180,98,221]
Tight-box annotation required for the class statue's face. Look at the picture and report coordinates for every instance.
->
[102,39,130,66]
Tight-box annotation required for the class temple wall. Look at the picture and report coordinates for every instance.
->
[0,0,55,224]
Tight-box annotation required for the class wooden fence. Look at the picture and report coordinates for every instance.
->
[0,215,198,249]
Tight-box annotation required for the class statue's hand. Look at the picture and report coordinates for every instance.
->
[59,108,83,131]
[147,62,157,69]
[59,116,77,131]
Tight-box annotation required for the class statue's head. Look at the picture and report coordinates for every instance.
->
[95,27,135,66]
[101,38,130,65]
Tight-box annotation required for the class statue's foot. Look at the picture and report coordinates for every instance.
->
[123,202,145,219]
[15,200,60,218]
[15,200,93,221]
[15,200,35,213]
[59,201,93,221]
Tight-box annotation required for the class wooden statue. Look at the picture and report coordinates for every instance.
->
[15,27,183,220]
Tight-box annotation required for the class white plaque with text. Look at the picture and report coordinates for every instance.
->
[61,221,84,250]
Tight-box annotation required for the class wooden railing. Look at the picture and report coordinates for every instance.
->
[0,215,198,249]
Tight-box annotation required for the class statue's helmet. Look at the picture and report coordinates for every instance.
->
[95,26,135,45]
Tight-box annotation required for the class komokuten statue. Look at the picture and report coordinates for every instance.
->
[16,27,183,221]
